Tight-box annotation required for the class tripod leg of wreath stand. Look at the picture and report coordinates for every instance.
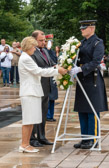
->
[62,84,73,145]
[51,87,70,153]
[62,50,79,145]
[75,75,101,151]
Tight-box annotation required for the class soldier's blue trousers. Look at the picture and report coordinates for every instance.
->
[47,100,55,119]
[78,112,100,142]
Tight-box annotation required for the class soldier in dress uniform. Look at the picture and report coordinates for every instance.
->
[45,34,58,122]
[70,20,108,149]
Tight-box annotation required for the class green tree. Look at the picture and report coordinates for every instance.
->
[0,0,34,43]
[81,0,109,51]
[1,0,108,50]
[28,0,109,51]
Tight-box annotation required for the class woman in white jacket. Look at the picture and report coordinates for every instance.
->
[0,46,13,86]
[18,36,67,153]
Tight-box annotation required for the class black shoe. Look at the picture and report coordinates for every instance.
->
[30,140,44,147]
[53,118,56,121]
[81,140,94,149]
[39,138,53,145]
[30,135,37,141]
[46,118,56,122]
[73,140,86,149]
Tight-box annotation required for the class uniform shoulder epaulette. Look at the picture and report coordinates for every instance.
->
[94,38,102,47]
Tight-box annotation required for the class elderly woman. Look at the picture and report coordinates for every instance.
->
[18,36,67,153]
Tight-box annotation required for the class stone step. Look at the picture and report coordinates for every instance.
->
[56,97,109,103]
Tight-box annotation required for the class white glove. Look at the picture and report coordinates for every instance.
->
[47,40,52,49]
[100,63,106,71]
[70,66,82,76]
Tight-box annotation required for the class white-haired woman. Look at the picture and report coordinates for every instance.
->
[18,36,67,153]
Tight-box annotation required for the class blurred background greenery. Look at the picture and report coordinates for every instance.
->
[0,0,109,53]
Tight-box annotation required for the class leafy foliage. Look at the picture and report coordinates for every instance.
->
[0,0,34,44]
[0,0,109,52]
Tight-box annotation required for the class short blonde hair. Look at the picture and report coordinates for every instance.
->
[21,36,38,52]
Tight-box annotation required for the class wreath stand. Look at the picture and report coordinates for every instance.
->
[51,49,101,153]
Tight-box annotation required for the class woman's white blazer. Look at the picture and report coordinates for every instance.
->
[18,52,58,97]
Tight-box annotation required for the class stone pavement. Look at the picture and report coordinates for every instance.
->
[0,87,20,110]
[0,78,109,168]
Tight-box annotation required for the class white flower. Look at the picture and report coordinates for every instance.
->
[71,48,75,54]
[71,45,76,50]
[73,39,79,43]
[59,55,63,59]
[56,35,80,90]
[57,81,60,85]
[66,38,74,44]
[67,58,72,64]
[61,44,66,50]
[60,57,65,64]
[66,36,77,44]
[62,51,66,55]
[71,45,76,53]
[59,53,68,64]
[71,36,75,39]
[58,74,63,79]
[60,85,64,89]
[60,63,62,66]
[62,52,67,58]
[61,43,70,51]
[63,55,68,59]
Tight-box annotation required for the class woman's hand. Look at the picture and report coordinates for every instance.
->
[58,66,68,75]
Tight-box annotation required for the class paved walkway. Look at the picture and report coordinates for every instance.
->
[0,78,109,168]
[0,87,20,110]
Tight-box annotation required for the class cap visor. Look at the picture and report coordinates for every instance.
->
[80,26,88,29]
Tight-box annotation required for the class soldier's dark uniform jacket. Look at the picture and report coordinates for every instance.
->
[74,34,108,113]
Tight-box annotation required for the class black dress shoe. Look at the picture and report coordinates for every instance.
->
[30,135,37,141]
[74,140,88,149]
[81,140,94,149]
[39,138,53,145]
[53,118,56,121]
[46,118,56,122]
[30,140,44,147]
